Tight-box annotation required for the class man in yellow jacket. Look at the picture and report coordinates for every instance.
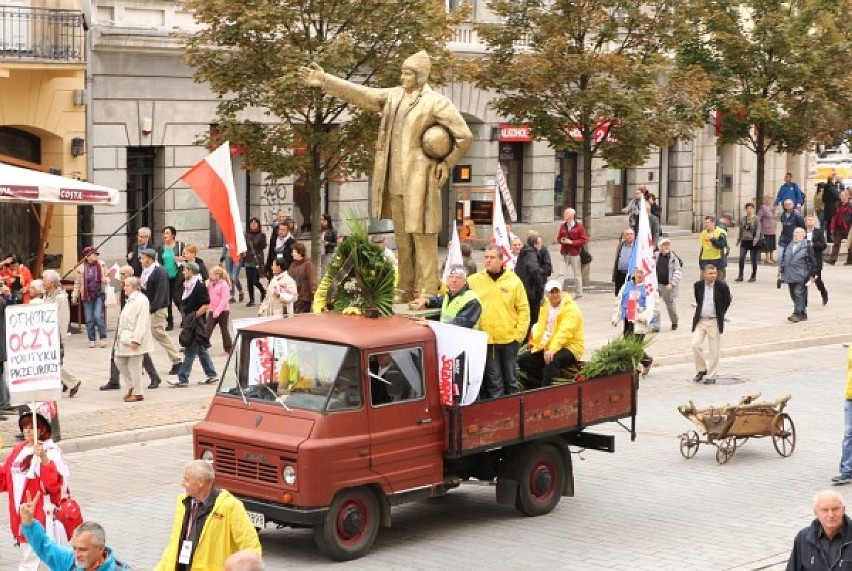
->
[518,281,585,387]
[468,244,530,398]
[156,460,261,570]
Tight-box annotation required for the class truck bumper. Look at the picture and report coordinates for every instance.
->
[238,496,327,526]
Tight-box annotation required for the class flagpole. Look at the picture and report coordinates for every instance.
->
[61,177,185,280]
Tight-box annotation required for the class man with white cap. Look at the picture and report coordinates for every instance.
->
[411,265,481,328]
[518,280,585,387]
[654,238,683,330]
[300,51,472,301]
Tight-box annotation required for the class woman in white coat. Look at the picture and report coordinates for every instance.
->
[115,276,154,402]
[258,257,297,317]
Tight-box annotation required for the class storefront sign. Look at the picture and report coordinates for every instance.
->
[499,124,533,142]
[469,200,494,224]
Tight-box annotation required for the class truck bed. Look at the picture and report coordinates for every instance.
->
[444,372,635,458]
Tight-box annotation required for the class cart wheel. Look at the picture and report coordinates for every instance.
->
[715,443,733,464]
[679,431,700,459]
[771,413,796,457]
[724,436,738,454]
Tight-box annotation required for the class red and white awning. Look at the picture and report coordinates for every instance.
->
[0,163,119,206]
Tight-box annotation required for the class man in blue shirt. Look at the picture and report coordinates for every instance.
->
[774,172,805,211]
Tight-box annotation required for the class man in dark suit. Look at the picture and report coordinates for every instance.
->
[127,227,155,277]
[805,214,828,305]
[691,264,732,385]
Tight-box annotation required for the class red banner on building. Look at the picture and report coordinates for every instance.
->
[565,120,613,144]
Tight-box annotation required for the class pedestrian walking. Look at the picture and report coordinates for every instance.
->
[736,202,761,282]
[205,265,233,355]
[779,227,817,323]
[655,238,682,330]
[157,226,186,331]
[0,402,70,570]
[828,190,852,265]
[172,243,209,303]
[832,344,852,486]
[814,183,826,232]
[621,187,644,234]
[220,243,244,303]
[786,490,852,570]
[287,242,316,314]
[42,270,82,397]
[698,216,728,281]
[244,217,267,307]
[71,246,109,348]
[320,214,337,273]
[468,244,530,398]
[612,228,635,295]
[127,226,155,276]
[138,249,183,378]
[515,234,544,335]
[805,215,829,305]
[169,262,217,387]
[691,264,732,385]
[265,219,295,277]
[258,257,297,317]
[557,207,587,298]
[115,276,153,403]
[155,460,261,570]
[758,196,777,264]
[778,199,806,259]
[774,172,805,211]
[612,267,655,375]
[824,173,843,243]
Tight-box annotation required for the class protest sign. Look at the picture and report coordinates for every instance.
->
[4,303,62,404]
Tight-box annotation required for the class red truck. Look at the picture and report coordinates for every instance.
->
[193,313,637,560]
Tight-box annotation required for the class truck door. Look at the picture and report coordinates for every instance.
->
[366,347,443,492]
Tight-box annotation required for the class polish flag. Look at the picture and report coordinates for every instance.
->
[626,196,658,327]
[180,142,246,263]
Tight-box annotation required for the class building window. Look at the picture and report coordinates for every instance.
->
[498,142,524,222]
[555,151,578,219]
[126,147,157,242]
[606,168,628,214]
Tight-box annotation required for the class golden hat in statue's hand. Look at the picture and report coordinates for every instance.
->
[421,125,454,160]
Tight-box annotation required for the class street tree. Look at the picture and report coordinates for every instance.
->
[473,0,709,234]
[678,0,852,203]
[184,0,464,263]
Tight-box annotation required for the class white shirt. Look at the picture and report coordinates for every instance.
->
[540,302,562,345]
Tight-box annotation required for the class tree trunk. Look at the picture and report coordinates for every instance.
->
[308,145,323,267]
[581,139,594,236]
[755,123,766,205]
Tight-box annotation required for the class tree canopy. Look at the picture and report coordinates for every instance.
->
[678,0,852,201]
[473,0,709,232]
[184,0,464,260]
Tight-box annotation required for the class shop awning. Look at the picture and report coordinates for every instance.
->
[0,163,119,206]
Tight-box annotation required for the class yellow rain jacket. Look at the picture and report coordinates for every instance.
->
[529,293,585,360]
[155,489,261,571]
[468,269,530,344]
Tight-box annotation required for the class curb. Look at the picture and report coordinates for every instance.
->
[57,422,196,454]
[652,333,851,368]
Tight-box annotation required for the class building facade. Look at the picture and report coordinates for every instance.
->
[79,0,816,267]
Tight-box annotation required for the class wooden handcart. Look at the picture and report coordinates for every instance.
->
[677,393,795,464]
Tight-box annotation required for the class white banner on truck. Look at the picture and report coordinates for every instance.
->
[4,303,62,404]
[427,321,487,406]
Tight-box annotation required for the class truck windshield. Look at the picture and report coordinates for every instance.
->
[218,332,362,412]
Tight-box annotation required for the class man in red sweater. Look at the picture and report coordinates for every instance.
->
[556,208,588,298]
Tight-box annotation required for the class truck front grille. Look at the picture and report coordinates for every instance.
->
[214,445,279,484]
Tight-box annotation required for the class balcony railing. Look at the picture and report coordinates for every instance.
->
[450,23,531,54]
[0,6,85,62]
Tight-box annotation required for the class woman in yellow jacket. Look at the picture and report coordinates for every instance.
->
[518,280,585,387]
[155,460,261,571]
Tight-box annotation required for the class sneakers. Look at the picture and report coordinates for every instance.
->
[832,473,852,485]
[693,371,707,383]
[167,379,189,388]
[168,363,181,375]
[88,341,95,348]
[788,314,801,322]
[99,340,107,348]
[199,377,218,385]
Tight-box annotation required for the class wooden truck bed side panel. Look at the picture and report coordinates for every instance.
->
[446,372,635,457]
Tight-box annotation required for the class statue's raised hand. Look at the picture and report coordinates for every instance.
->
[299,62,325,87]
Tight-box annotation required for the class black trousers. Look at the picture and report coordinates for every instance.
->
[518,348,578,387]
[245,266,266,303]
[167,276,178,326]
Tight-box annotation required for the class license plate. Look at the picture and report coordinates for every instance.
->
[247,511,265,528]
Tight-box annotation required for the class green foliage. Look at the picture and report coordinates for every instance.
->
[678,0,852,201]
[577,335,650,380]
[473,0,709,233]
[317,214,396,316]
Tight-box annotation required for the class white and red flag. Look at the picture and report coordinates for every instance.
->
[180,142,246,263]
[626,196,657,325]
[442,221,464,283]
[491,183,515,269]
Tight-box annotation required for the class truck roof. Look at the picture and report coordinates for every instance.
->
[239,313,436,349]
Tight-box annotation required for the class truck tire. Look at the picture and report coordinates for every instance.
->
[313,487,380,561]
[515,443,565,517]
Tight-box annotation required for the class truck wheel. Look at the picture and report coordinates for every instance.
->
[313,487,380,561]
[515,444,565,517]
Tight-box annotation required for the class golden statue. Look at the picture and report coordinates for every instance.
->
[300,51,472,299]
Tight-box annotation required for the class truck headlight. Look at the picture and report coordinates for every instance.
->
[282,465,296,485]
[201,449,214,465]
